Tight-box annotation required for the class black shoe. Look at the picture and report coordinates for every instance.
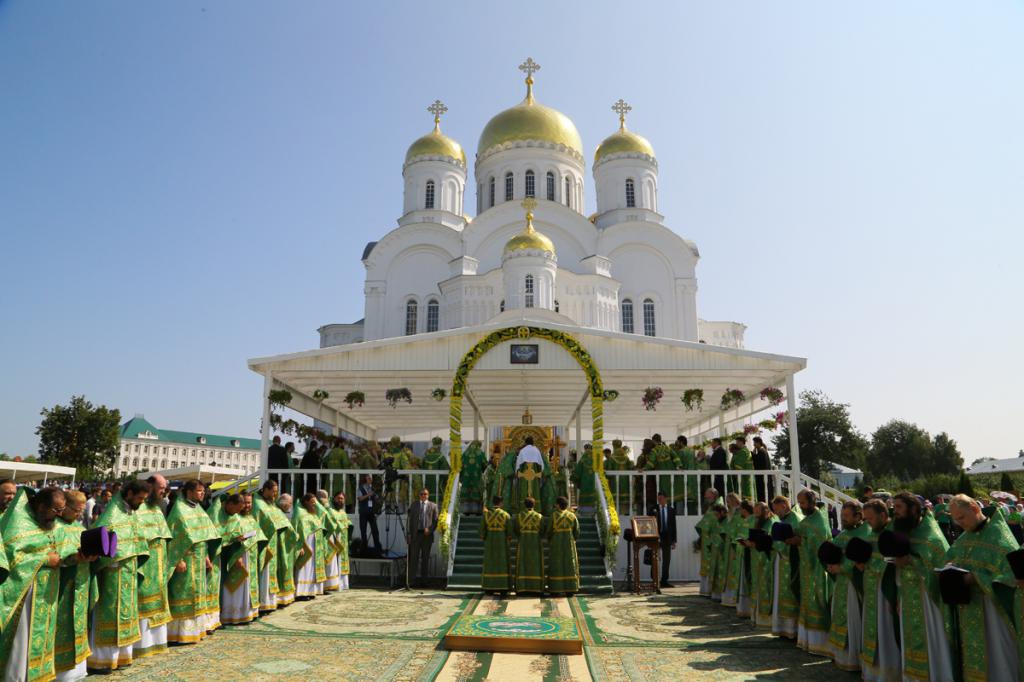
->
[660,581,673,587]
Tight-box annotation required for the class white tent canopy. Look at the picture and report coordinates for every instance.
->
[0,461,77,485]
[150,465,245,484]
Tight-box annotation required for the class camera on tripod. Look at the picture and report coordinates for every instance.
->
[380,455,400,490]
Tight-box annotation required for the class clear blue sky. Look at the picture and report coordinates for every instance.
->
[2,1,1021,464]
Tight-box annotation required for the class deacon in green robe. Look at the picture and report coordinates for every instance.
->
[480,497,511,594]
[459,441,488,513]
[646,435,681,504]
[604,440,633,514]
[549,454,569,502]
[166,479,221,645]
[419,437,449,502]
[134,475,173,659]
[327,493,352,587]
[571,444,597,508]
[314,491,342,592]
[1,488,88,682]
[55,491,93,680]
[322,443,354,504]
[695,489,722,597]
[824,500,870,671]
[546,496,580,595]
[384,436,416,508]
[88,480,151,672]
[212,493,259,624]
[513,497,545,594]
[733,501,756,618]
[945,494,1021,682]
[748,503,778,628]
[858,500,901,682]
[293,492,327,598]
[720,494,743,608]
[890,492,953,681]
[203,497,224,633]
[770,496,804,639]
[791,491,833,656]
[730,438,754,501]
[673,436,698,515]
[709,504,730,599]
[484,453,504,508]
[252,479,297,611]
[352,444,380,470]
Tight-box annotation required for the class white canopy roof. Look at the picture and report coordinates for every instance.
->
[248,312,806,443]
[150,465,246,483]
[0,461,77,484]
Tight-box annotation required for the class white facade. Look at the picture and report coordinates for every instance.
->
[115,415,260,477]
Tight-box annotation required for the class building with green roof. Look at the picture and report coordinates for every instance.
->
[115,414,260,477]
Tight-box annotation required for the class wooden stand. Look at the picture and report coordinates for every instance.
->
[630,516,661,594]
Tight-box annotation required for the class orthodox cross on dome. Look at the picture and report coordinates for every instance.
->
[521,196,538,229]
[427,99,448,132]
[612,99,632,130]
[519,57,540,101]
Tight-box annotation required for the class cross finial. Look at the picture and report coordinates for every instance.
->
[612,99,632,130]
[427,99,448,132]
[518,57,541,101]
[521,197,538,230]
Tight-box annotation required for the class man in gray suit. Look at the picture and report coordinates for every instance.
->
[407,488,438,588]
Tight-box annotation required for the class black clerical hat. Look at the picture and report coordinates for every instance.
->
[938,566,971,605]
[844,536,873,564]
[80,526,117,558]
[748,528,766,542]
[770,523,793,542]
[755,534,774,553]
[878,530,911,558]
[817,541,843,566]
[1007,549,1024,580]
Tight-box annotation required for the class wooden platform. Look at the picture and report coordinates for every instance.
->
[444,614,583,655]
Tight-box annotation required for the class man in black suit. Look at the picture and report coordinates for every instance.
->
[751,436,772,502]
[407,488,439,587]
[708,438,728,501]
[649,491,677,587]
[267,436,287,484]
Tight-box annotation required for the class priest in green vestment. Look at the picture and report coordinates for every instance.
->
[480,496,511,594]
[549,453,569,502]
[483,452,504,508]
[327,491,352,590]
[571,444,597,508]
[823,500,869,671]
[252,479,297,611]
[747,501,778,628]
[513,436,549,516]
[720,493,743,608]
[322,442,354,505]
[790,490,833,656]
[857,499,901,682]
[419,437,449,502]
[54,490,93,681]
[709,504,730,600]
[213,493,263,624]
[604,440,633,515]
[770,495,804,639]
[735,500,756,618]
[673,436,698,515]
[384,436,417,508]
[314,491,342,592]
[134,475,173,660]
[203,496,224,633]
[293,492,327,598]
[166,479,221,645]
[945,494,1021,682]
[1,487,90,682]
[646,434,681,504]
[513,497,545,594]
[547,496,580,595]
[890,492,953,681]
[459,441,488,513]
[695,489,722,597]
[730,437,754,501]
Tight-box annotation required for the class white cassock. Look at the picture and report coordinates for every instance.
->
[699,571,711,597]
[896,571,953,682]
[770,554,797,638]
[259,558,277,612]
[736,554,752,618]
[87,609,134,671]
[861,581,901,682]
[134,617,167,658]
[220,550,257,624]
[979,593,1019,681]
[324,534,341,592]
[295,532,322,597]
[829,580,863,671]
[4,585,33,682]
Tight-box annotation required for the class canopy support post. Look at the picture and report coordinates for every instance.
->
[259,372,272,484]
[786,374,801,496]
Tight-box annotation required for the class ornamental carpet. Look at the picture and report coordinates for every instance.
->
[101,585,837,681]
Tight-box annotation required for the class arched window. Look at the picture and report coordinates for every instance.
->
[621,299,634,334]
[625,178,636,208]
[424,180,435,209]
[426,299,440,332]
[525,170,535,197]
[505,172,514,201]
[524,275,535,308]
[643,299,656,337]
[499,299,505,313]
[564,177,572,209]
[405,300,418,335]
[546,172,555,201]
[488,177,495,208]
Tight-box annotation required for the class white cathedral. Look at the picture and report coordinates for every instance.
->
[318,59,745,353]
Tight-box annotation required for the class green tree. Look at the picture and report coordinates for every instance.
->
[772,390,869,479]
[956,470,975,496]
[999,471,1016,493]
[36,395,121,479]
[0,452,10,461]
[931,432,964,476]
[866,420,951,480]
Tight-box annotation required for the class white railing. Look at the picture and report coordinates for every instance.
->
[594,472,616,584]
[604,469,795,518]
[262,468,450,506]
[444,473,460,580]
[799,473,857,507]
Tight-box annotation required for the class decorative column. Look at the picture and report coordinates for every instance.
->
[259,373,272,484]
[786,374,801,496]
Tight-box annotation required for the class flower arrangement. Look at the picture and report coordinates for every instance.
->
[602,389,619,402]
[268,389,293,409]
[720,388,745,410]
[681,388,704,412]
[759,387,785,406]
[343,391,365,409]
[641,386,664,411]
[775,411,788,426]
[385,388,413,408]
[759,418,779,431]
[312,389,329,402]
[431,388,447,402]
[743,423,760,436]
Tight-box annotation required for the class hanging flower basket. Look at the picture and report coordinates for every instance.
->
[775,410,788,426]
[681,388,704,412]
[720,388,745,411]
[602,389,620,402]
[759,418,779,431]
[642,386,664,411]
[759,387,785,406]
[268,389,293,409]
[743,423,760,436]
[431,388,447,402]
[343,391,365,409]
[385,388,413,409]
[312,389,330,402]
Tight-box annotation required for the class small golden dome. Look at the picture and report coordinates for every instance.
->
[504,198,555,256]
[406,99,466,165]
[595,98,655,163]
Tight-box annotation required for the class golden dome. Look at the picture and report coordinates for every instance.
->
[406,99,465,165]
[478,70,582,158]
[594,128,655,163]
[504,198,555,256]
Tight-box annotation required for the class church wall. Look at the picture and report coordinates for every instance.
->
[382,246,452,337]
[474,147,584,215]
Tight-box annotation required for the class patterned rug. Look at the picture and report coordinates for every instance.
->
[100,585,842,681]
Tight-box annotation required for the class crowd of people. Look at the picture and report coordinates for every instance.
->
[694,486,1024,681]
[0,475,351,681]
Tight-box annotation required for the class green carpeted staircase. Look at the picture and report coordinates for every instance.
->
[447,514,612,593]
